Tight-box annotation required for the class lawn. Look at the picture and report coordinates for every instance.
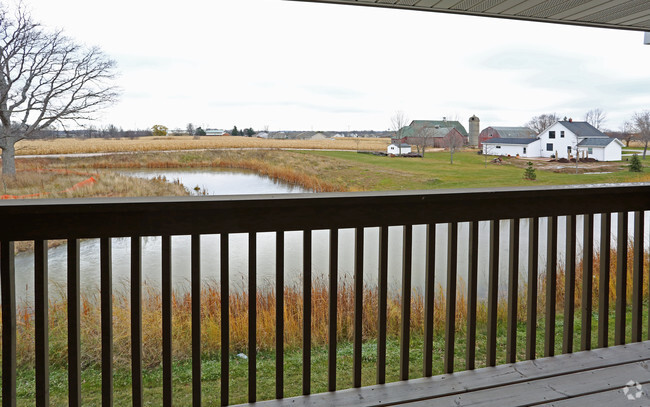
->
[299,150,648,191]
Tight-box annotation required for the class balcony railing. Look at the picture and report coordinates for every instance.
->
[1,183,649,406]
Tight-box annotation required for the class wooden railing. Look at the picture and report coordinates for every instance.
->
[1,183,649,406]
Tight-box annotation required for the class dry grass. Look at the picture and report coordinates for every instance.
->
[15,136,390,156]
[7,244,648,369]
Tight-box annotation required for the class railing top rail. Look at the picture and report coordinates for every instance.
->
[1,183,649,240]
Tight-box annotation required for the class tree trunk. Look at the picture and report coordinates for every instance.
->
[1,142,16,176]
[644,141,648,159]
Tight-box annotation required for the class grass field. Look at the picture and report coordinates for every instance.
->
[12,149,647,196]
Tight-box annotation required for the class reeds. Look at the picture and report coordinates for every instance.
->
[4,244,648,370]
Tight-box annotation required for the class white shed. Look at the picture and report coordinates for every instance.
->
[387,143,412,156]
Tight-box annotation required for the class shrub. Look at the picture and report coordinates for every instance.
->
[523,161,537,180]
[629,154,643,172]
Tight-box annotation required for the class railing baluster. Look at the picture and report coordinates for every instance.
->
[444,222,458,374]
[563,215,576,354]
[526,217,539,360]
[302,230,312,395]
[328,229,338,391]
[400,225,413,380]
[632,211,644,343]
[598,213,611,348]
[35,240,49,405]
[101,237,113,406]
[68,239,81,407]
[486,220,499,367]
[192,234,201,406]
[506,218,520,363]
[276,231,285,399]
[1,240,16,407]
[249,233,257,402]
[377,226,388,385]
[353,228,364,388]
[424,224,436,376]
[581,214,594,351]
[220,234,229,406]
[162,235,172,407]
[466,221,478,371]
[131,237,143,407]
[615,212,628,345]
[545,216,558,357]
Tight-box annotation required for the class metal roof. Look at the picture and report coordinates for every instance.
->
[482,137,539,145]
[290,1,650,32]
[488,126,537,138]
[558,121,609,138]
[577,137,621,147]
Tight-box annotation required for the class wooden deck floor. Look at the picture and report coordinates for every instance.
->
[240,341,650,407]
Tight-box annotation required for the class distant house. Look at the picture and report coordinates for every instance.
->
[482,138,541,158]
[538,121,623,161]
[478,126,536,148]
[387,143,412,156]
[205,129,226,136]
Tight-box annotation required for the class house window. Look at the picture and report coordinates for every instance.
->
[546,143,553,151]
[549,131,556,139]
[560,131,565,138]
[496,145,501,149]
[523,147,527,154]
[588,148,593,154]
[567,146,572,153]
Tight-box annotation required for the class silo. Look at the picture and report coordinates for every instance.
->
[469,115,480,147]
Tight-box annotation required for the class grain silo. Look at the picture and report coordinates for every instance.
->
[469,115,480,147]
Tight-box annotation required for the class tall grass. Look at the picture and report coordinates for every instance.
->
[5,244,648,371]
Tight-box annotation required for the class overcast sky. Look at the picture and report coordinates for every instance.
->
[19,0,650,132]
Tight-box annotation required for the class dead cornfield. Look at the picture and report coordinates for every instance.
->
[15,136,391,156]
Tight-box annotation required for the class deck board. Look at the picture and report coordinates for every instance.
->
[235,341,650,407]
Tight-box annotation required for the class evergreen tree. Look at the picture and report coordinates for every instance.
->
[629,154,643,172]
[231,126,239,136]
[524,161,537,180]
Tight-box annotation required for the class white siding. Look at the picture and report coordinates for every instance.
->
[538,123,576,159]
[387,144,412,155]
[483,140,540,158]
[604,142,622,161]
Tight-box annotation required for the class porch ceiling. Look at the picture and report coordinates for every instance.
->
[289,0,650,32]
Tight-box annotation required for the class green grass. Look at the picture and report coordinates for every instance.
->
[300,150,648,191]
[12,305,646,406]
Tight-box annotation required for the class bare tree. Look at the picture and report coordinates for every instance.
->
[186,123,195,136]
[585,108,607,130]
[632,110,650,159]
[0,5,118,175]
[526,113,559,134]
[443,128,464,164]
[412,126,435,157]
[615,121,636,147]
[391,110,409,156]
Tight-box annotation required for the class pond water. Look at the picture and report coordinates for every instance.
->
[12,170,650,305]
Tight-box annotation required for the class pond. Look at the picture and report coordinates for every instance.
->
[12,170,650,305]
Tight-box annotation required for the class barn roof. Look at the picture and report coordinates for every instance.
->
[408,120,468,137]
[483,137,539,145]
[290,1,650,33]
[488,127,537,138]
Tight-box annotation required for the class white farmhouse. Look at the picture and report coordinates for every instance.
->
[537,121,623,161]
[482,138,541,158]
[387,143,412,156]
